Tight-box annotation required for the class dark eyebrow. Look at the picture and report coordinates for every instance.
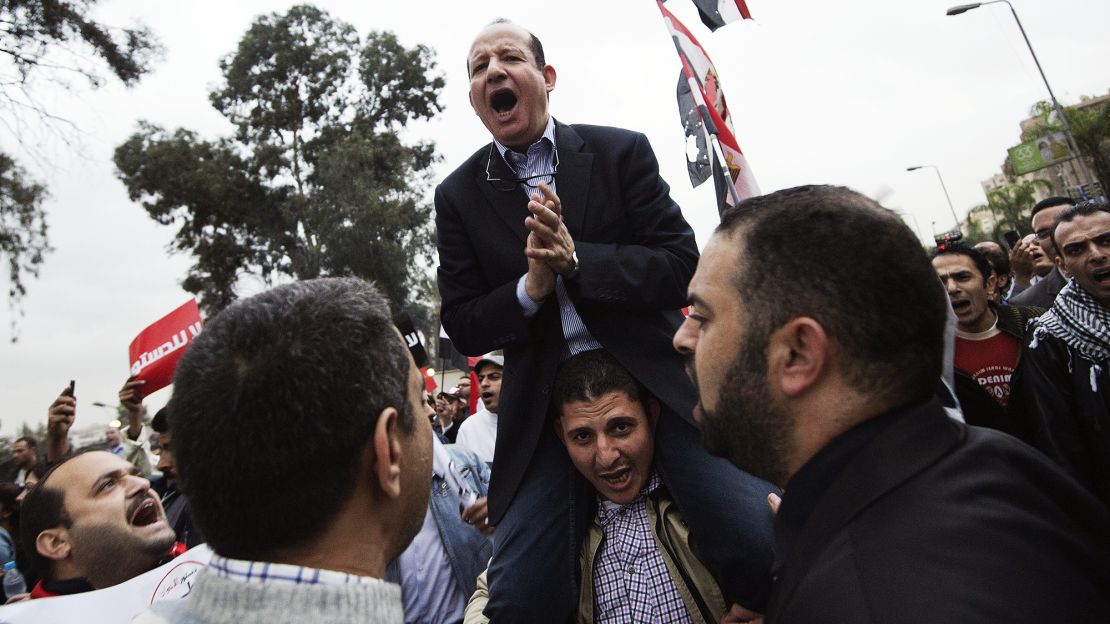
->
[687,293,709,312]
[91,468,132,495]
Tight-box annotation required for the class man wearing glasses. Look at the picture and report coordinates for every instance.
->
[1011,196,1075,308]
[435,18,775,624]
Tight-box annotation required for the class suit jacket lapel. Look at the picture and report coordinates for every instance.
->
[554,121,592,239]
[771,400,965,611]
[472,122,594,245]
[475,144,528,245]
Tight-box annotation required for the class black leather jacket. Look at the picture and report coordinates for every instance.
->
[1011,327,1110,507]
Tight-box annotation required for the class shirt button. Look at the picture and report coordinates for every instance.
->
[627,565,635,574]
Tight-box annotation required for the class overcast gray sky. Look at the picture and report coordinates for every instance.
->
[2,0,1108,432]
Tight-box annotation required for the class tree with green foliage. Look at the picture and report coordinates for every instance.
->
[967,178,1052,242]
[0,153,48,305]
[0,0,160,332]
[114,5,443,320]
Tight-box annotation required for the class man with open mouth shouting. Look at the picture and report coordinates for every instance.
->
[466,351,731,623]
[931,242,1043,440]
[435,18,775,624]
[20,450,182,598]
[1013,201,1110,507]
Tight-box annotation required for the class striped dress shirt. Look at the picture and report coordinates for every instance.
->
[501,116,603,360]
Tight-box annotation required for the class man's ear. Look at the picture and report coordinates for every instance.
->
[372,407,404,500]
[1054,254,1072,277]
[986,273,998,299]
[543,65,557,93]
[36,527,72,562]
[768,318,829,398]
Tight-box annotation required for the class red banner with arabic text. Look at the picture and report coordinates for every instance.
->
[128,300,203,396]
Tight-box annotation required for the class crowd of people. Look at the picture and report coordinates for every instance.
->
[0,16,1108,624]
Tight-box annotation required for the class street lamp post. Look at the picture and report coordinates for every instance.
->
[91,401,127,428]
[947,1,1093,186]
[907,165,961,231]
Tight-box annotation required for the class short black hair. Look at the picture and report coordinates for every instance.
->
[552,350,650,417]
[1050,201,1110,252]
[931,242,994,284]
[14,436,37,449]
[1031,196,1073,218]
[150,408,169,434]
[168,277,416,560]
[0,481,20,512]
[717,185,948,409]
[974,242,1011,281]
[19,460,72,581]
[467,18,545,76]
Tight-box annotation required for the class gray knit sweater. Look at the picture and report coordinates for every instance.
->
[132,569,404,624]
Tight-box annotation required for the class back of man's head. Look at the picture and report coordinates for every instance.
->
[168,277,419,561]
[717,185,948,409]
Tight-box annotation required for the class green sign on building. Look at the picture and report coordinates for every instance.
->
[1008,132,1072,175]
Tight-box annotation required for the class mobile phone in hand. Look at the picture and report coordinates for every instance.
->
[63,380,75,397]
[1004,230,1020,249]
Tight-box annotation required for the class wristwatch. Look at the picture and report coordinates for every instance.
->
[567,250,580,280]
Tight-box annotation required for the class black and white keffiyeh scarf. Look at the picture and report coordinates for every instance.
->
[1029,278,1110,392]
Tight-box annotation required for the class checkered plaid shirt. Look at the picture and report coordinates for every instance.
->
[208,555,384,587]
[593,473,692,623]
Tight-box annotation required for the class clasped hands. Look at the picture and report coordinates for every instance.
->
[524,183,575,302]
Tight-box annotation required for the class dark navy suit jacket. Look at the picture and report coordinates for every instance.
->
[435,121,700,524]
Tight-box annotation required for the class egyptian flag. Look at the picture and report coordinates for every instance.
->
[660,0,760,213]
[691,0,753,30]
[438,325,469,372]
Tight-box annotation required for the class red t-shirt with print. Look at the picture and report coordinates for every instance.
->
[955,331,1020,408]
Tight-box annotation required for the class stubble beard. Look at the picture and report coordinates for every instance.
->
[70,520,175,589]
[697,333,795,488]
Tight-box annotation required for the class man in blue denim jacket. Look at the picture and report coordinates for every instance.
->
[388,438,493,624]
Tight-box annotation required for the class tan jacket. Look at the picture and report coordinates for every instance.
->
[465,487,727,624]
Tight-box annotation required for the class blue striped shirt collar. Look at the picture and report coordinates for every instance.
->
[208,555,383,587]
[493,115,556,164]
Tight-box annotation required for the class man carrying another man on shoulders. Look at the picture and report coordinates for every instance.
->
[466,350,732,623]
[435,19,774,621]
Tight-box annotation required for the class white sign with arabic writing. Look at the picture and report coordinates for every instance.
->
[0,544,211,624]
